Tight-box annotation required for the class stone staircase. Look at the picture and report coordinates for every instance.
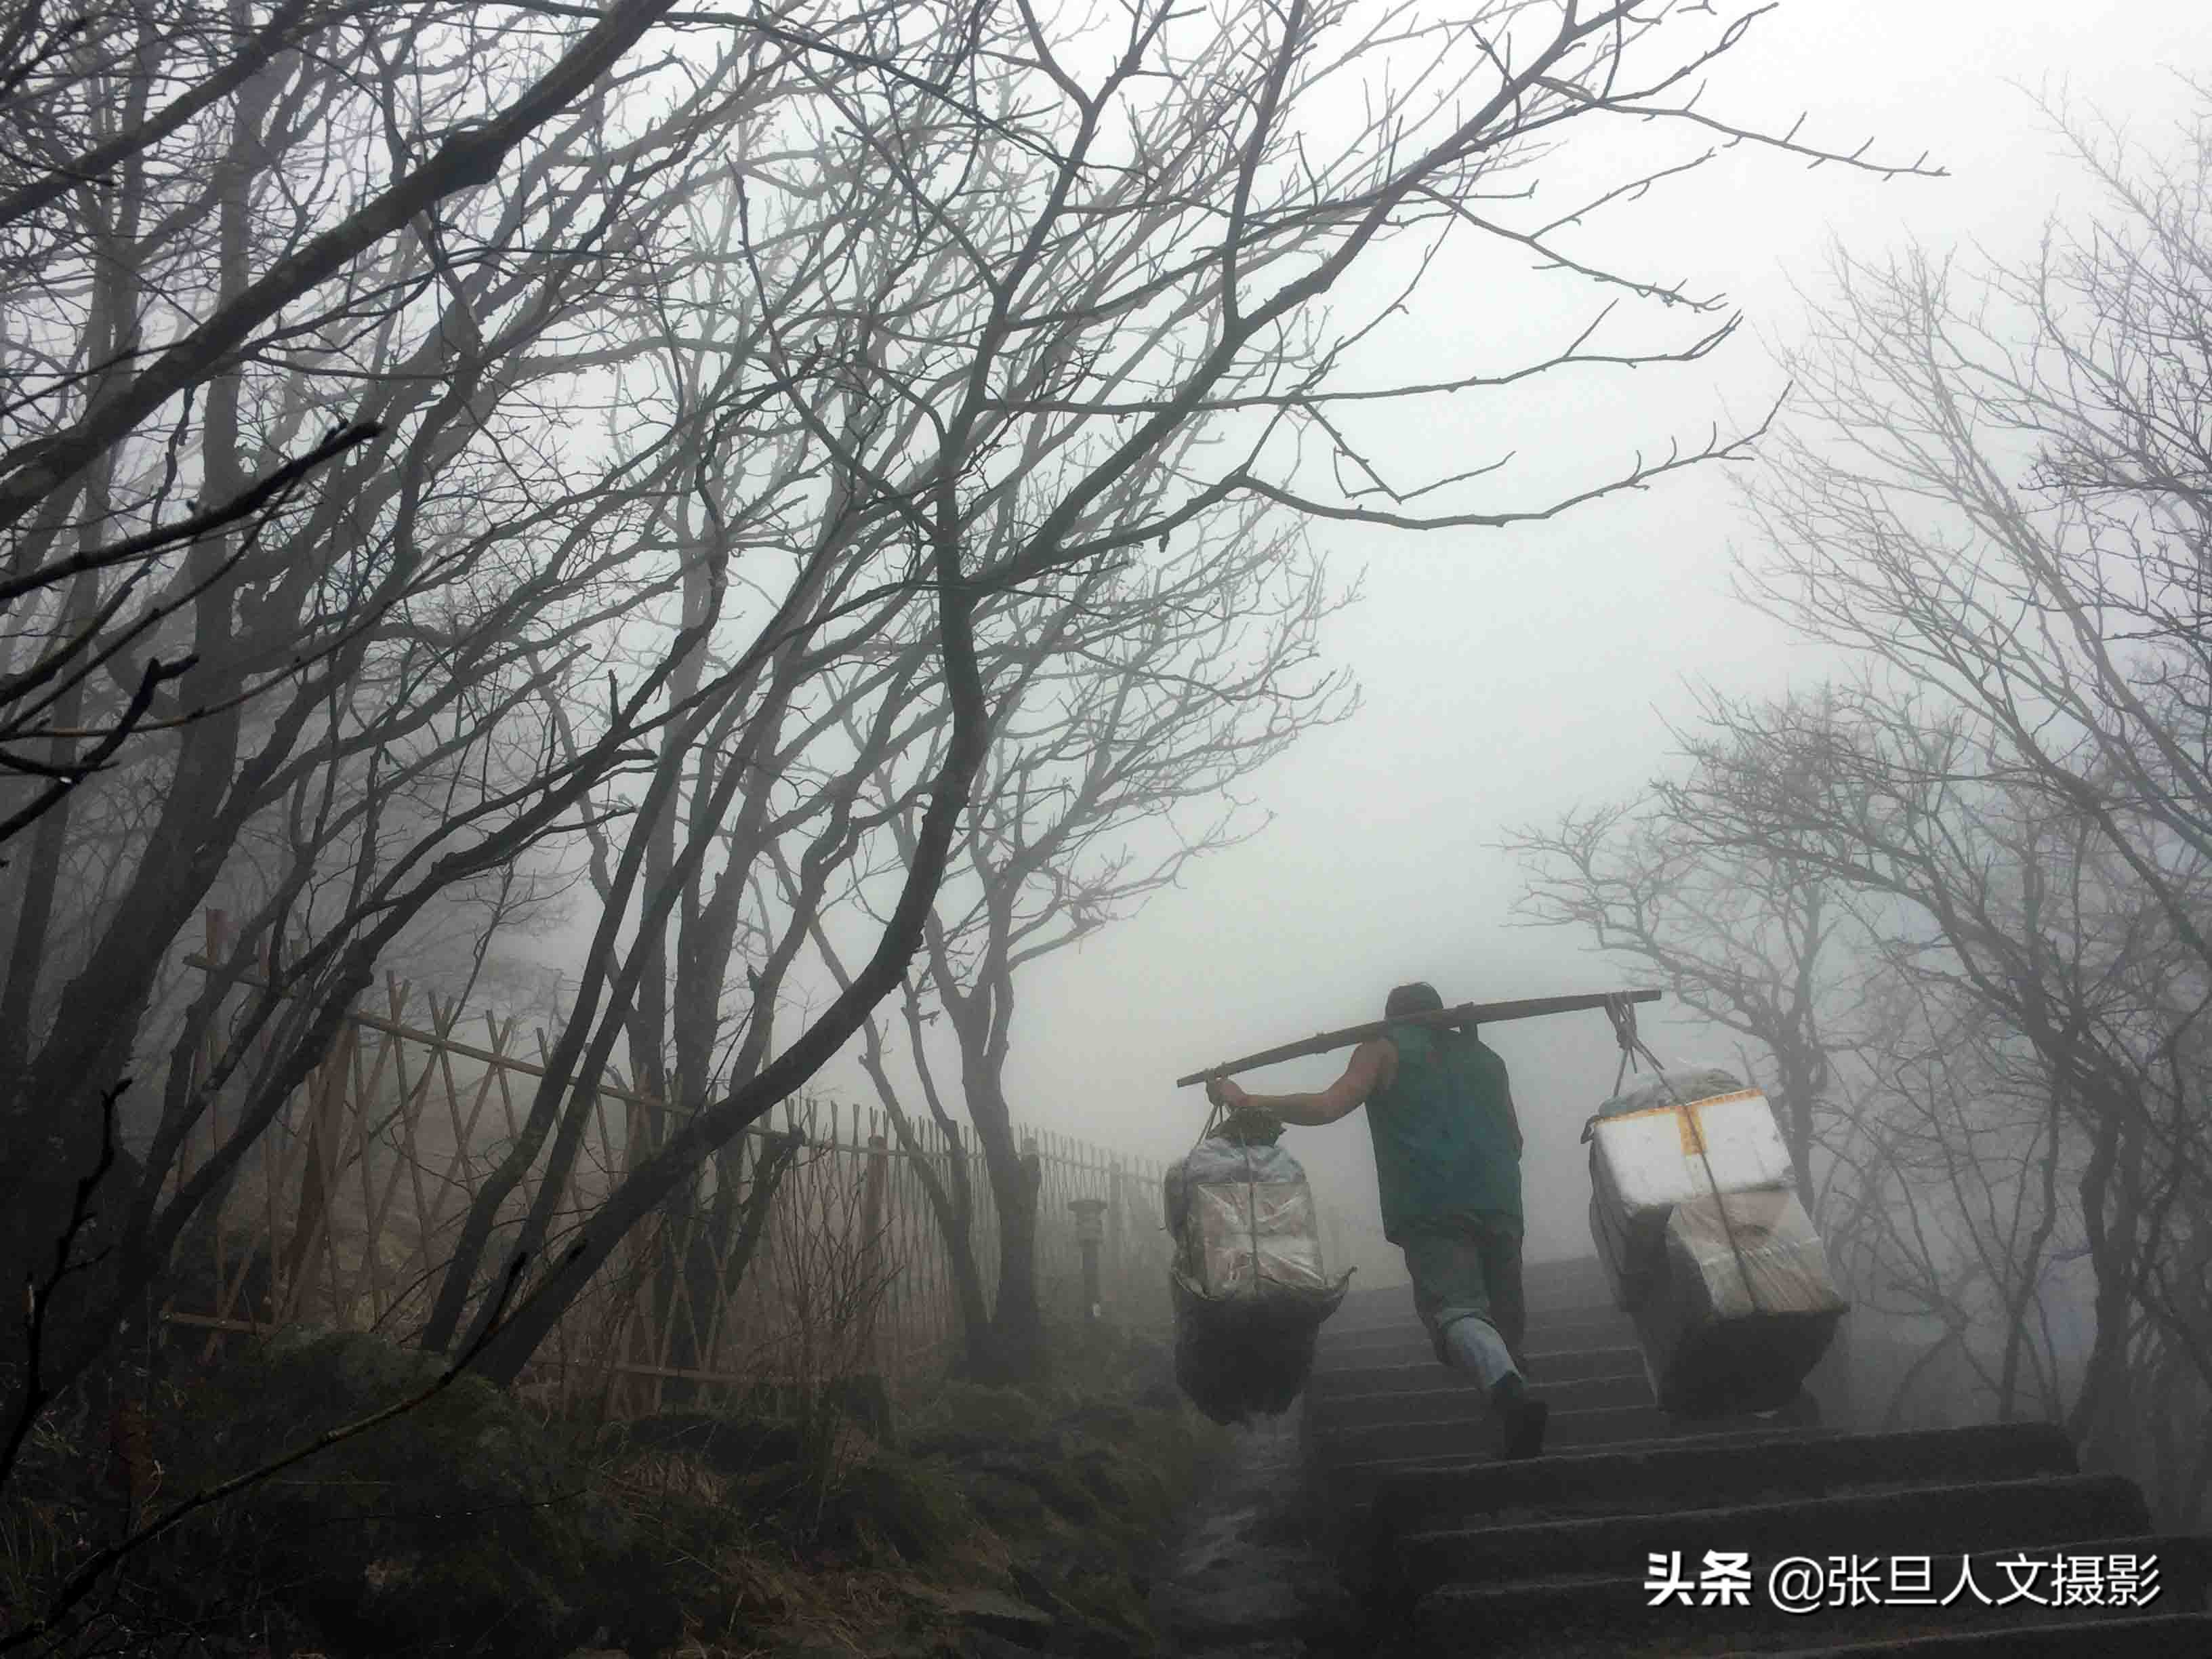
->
[1302,1256,2212,1656]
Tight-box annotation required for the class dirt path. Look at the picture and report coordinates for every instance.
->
[1149,1401,1355,1658]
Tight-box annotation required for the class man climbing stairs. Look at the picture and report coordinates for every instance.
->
[1303,1257,2212,1656]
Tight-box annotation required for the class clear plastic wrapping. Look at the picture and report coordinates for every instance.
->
[1164,1134,1351,1424]
[1631,1188,1849,1416]
[1166,1137,1340,1302]
[1664,1189,1849,1322]
[1599,1067,1750,1122]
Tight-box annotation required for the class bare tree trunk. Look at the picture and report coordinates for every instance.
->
[462,515,991,1387]
[861,987,992,1373]
[1995,1086,2068,1422]
[2068,1117,2134,1459]
[1881,1326,1965,1433]
[965,1089,1045,1385]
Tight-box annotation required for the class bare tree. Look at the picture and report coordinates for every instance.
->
[448,0,1937,1388]
[1502,794,1851,1212]
[0,0,913,1443]
[1834,966,2078,1430]
[813,497,1354,1382]
[1661,89,2212,1512]
[0,0,1937,1432]
[1660,686,2209,1518]
[1729,91,2212,1017]
[0,0,714,835]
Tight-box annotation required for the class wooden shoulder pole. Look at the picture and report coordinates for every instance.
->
[1174,989,1660,1088]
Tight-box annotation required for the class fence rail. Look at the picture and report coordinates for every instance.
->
[157,914,1380,1412]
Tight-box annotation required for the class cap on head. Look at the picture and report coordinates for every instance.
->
[1385,981,1444,1019]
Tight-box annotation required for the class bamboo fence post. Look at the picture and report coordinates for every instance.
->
[1105,1160,1126,1313]
[276,1017,350,1324]
[166,898,1310,1406]
[1020,1130,1040,1303]
[858,1132,889,1374]
[346,989,405,1324]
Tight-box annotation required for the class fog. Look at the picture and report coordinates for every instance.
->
[9,0,2212,1536]
[825,1,2212,1263]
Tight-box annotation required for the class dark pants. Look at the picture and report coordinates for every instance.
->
[1399,1210,1527,1372]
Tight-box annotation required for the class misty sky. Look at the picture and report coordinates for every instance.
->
[784,1,2212,1268]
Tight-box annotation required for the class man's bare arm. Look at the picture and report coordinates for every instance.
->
[1216,1039,1393,1127]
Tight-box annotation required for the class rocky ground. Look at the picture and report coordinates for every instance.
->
[0,1324,1225,1659]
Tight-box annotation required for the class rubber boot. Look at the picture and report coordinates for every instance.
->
[1492,1372,1549,1461]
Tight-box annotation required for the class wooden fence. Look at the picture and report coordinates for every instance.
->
[155,916,1374,1412]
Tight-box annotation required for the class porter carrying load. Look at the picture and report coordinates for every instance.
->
[1164,1105,1351,1425]
[1175,987,1660,1451]
[1586,1002,1847,1418]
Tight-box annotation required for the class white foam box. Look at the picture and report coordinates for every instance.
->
[1587,1087,1796,1311]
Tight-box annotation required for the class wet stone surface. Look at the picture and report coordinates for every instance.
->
[1149,1401,1355,1657]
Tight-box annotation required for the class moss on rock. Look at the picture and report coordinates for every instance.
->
[160,1330,630,1658]
[91,1322,1211,1659]
[911,1380,1052,1453]
[816,1454,973,1566]
[619,1407,810,1475]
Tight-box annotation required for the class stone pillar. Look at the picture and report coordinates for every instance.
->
[1070,1197,1107,1324]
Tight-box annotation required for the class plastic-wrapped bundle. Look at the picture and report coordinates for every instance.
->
[1164,1129,1352,1425]
[1631,1188,1849,1417]
[1586,1066,1797,1313]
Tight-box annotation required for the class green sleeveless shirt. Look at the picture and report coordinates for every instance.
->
[1365,1022,1523,1241]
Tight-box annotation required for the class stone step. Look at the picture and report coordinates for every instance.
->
[1314,1402,1677,1467]
[1394,1532,2210,1656]
[1366,1423,2078,1534]
[1318,1316,1638,1366]
[1310,1345,1647,1393]
[1326,1296,1626,1329]
[1527,1300,1631,1323]
[1327,1292,1628,1336]
[1313,1337,1431,1369]
[1332,1298,1627,1330]
[1383,1474,2150,1599]
[1523,1258,1613,1293]
[1526,1343,1646,1385]
[1317,1323,1429,1345]
[1314,1299,1419,1325]
[1319,1425,1837,1517]
[1311,1370,1656,1435]
[1764,1609,2212,1657]
[1332,1256,1608,1298]
[1309,1327,1645,1362]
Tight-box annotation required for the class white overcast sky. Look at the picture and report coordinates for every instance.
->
[795,1,2212,1266]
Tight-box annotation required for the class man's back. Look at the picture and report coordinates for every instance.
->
[1365,1022,1522,1242]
